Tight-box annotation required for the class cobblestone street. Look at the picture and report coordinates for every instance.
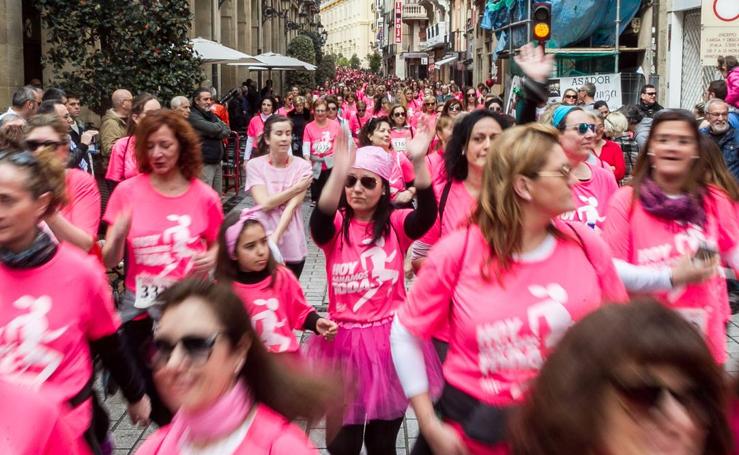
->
[105,195,739,454]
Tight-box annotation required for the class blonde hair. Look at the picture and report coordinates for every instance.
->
[475,123,562,282]
[537,103,561,126]
[435,114,453,133]
[603,112,628,138]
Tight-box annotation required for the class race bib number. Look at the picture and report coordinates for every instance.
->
[135,275,175,309]
[392,138,407,153]
[675,308,708,334]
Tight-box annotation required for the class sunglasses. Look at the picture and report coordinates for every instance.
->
[449,105,461,112]
[611,376,707,423]
[328,106,338,111]
[345,175,378,190]
[488,106,502,112]
[564,123,596,135]
[150,333,221,369]
[0,150,39,166]
[644,92,657,96]
[25,140,66,151]
[392,112,406,118]
[536,163,572,179]
[425,102,436,106]
[564,94,578,99]
[467,93,476,97]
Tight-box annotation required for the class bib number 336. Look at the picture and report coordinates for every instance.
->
[135,276,174,309]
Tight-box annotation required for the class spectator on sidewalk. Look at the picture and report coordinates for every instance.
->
[170,95,191,118]
[700,98,739,181]
[636,84,663,118]
[189,87,231,194]
[577,82,596,109]
[99,89,133,169]
[0,85,40,126]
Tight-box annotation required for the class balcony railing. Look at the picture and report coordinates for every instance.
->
[402,4,427,21]
[421,21,447,49]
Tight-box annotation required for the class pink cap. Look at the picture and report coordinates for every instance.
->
[353,146,393,181]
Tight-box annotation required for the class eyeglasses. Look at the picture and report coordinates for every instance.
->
[487,105,502,112]
[536,163,573,179]
[345,175,378,190]
[563,123,596,135]
[0,150,39,166]
[392,112,406,118]
[707,111,729,118]
[449,105,461,112]
[467,93,476,97]
[424,102,436,106]
[611,376,708,424]
[644,92,657,96]
[150,333,221,369]
[25,139,66,151]
[564,94,578,100]
[357,109,366,113]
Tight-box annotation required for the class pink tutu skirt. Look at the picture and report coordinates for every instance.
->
[304,315,443,425]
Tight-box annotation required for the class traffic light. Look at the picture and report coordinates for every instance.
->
[532,2,552,43]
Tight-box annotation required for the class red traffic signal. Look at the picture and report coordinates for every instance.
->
[532,2,552,42]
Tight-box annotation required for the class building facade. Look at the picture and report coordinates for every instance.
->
[320,0,375,65]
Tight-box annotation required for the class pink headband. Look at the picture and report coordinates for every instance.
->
[353,146,393,181]
[225,206,270,260]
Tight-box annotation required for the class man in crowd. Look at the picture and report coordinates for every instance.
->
[701,98,739,180]
[578,83,596,109]
[99,89,133,168]
[636,84,663,118]
[189,88,231,194]
[170,96,192,118]
[593,100,610,117]
[705,80,739,129]
[436,84,452,103]
[66,93,85,145]
[0,85,41,126]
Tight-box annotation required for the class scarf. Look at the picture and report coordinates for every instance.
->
[639,177,706,226]
[157,382,253,453]
[0,230,58,269]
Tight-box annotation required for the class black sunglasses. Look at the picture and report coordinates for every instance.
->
[611,376,707,423]
[564,94,578,99]
[345,175,378,190]
[150,333,221,369]
[392,111,406,118]
[24,140,66,151]
[0,150,39,166]
[449,105,461,112]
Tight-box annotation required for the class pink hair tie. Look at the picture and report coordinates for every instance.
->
[225,206,270,260]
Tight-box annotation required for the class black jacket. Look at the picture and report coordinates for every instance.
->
[189,106,231,164]
[636,100,664,119]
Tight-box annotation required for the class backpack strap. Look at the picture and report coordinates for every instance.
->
[438,180,453,226]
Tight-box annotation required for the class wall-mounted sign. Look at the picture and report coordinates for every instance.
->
[394,0,403,44]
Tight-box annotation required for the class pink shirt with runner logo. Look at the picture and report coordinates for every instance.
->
[560,163,618,231]
[389,126,414,156]
[231,267,314,353]
[317,210,414,323]
[303,120,342,169]
[136,403,317,455]
[0,243,120,441]
[399,222,627,406]
[62,169,101,238]
[245,155,312,262]
[603,186,739,363]
[106,136,139,183]
[103,174,223,292]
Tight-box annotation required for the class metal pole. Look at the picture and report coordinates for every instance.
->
[614,0,621,72]
[526,0,531,44]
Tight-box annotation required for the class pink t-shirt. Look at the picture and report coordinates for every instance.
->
[135,403,317,455]
[0,243,120,440]
[603,186,739,363]
[245,156,312,262]
[349,112,371,142]
[247,114,269,141]
[426,149,447,185]
[342,103,358,121]
[399,223,627,405]
[317,209,414,323]
[103,175,223,298]
[303,120,342,169]
[231,267,314,353]
[105,136,139,183]
[389,126,414,155]
[62,169,101,238]
[385,149,412,196]
[560,163,618,231]
[0,379,90,455]
[410,112,437,129]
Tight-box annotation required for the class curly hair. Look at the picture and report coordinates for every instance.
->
[134,109,203,180]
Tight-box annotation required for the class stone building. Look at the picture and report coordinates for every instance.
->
[320,0,375,66]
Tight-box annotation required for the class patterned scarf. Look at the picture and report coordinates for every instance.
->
[639,177,706,226]
[0,230,58,269]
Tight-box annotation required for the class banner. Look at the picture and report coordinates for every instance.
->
[701,0,739,66]
[547,73,623,110]
[395,0,403,44]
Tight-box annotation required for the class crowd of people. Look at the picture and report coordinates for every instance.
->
[1,45,739,455]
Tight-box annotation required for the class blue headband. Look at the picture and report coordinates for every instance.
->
[551,105,577,128]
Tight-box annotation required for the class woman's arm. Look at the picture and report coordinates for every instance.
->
[45,213,95,252]
[250,178,311,211]
[271,190,307,244]
[102,208,131,269]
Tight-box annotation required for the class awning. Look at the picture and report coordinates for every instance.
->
[190,37,257,64]
[229,52,317,71]
[435,55,458,67]
[402,52,428,59]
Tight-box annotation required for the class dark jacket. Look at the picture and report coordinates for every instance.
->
[636,100,664,119]
[701,126,739,181]
[189,105,231,164]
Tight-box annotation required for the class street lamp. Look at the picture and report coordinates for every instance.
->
[262,0,289,23]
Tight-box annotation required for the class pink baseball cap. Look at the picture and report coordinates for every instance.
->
[353,146,393,181]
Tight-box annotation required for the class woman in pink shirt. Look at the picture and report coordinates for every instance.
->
[102,110,224,425]
[511,301,731,455]
[137,280,331,454]
[25,114,101,254]
[550,105,618,231]
[245,115,313,276]
[388,104,415,157]
[342,92,358,121]
[462,86,482,113]
[602,109,739,364]
[106,94,161,184]
[0,148,151,453]
[244,96,276,160]
[303,98,341,202]
[307,121,442,455]
[391,124,628,455]
[425,115,454,183]
[349,101,371,143]
[215,207,337,356]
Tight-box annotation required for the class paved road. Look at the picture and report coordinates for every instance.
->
[105,195,739,454]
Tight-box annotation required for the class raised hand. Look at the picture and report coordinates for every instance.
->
[406,114,435,163]
[513,43,555,83]
[332,124,356,178]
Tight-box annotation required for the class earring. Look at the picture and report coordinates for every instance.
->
[234,361,244,375]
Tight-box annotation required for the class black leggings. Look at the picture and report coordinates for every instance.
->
[311,168,332,202]
[327,417,404,455]
[121,317,173,426]
[285,259,306,279]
